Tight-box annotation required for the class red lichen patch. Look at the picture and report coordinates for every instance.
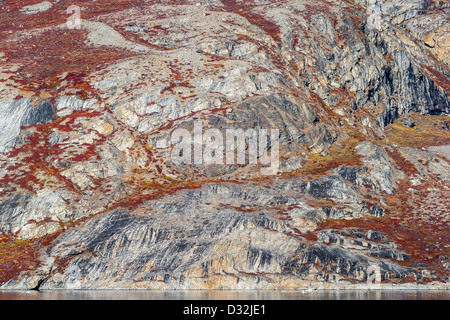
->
[0,219,92,285]
[161,80,193,95]
[112,174,250,213]
[385,147,419,179]
[302,0,340,28]
[153,60,197,96]
[109,178,202,212]
[420,65,450,94]
[0,0,146,34]
[314,184,450,282]
[0,232,41,284]
[219,0,282,44]
[0,110,104,197]
[2,27,138,97]
[341,0,366,11]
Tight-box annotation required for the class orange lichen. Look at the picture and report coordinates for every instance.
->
[385,114,450,148]
[314,186,450,282]
[220,0,282,43]
[0,110,104,197]
[0,232,41,284]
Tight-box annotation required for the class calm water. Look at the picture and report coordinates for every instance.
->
[0,290,448,300]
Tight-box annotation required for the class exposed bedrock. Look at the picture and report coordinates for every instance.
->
[0,0,449,289]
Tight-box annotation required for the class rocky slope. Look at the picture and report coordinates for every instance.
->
[0,0,449,290]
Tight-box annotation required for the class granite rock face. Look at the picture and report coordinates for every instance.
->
[0,0,449,289]
[0,99,56,153]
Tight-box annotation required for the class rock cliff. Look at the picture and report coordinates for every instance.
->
[0,0,448,289]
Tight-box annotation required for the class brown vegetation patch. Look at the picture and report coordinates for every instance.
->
[385,114,450,148]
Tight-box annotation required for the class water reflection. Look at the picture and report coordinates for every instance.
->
[0,290,448,300]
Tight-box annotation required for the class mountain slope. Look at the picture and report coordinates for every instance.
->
[0,0,449,289]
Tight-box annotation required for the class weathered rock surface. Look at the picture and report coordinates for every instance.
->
[0,99,56,153]
[0,0,448,290]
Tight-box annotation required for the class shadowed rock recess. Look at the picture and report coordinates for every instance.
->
[0,0,449,290]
